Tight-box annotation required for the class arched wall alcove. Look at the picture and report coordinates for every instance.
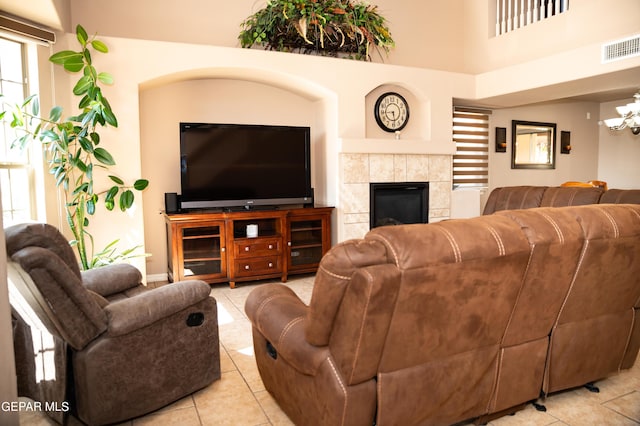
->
[139,67,339,279]
[365,82,431,141]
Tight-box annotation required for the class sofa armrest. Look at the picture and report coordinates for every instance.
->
[246,284,328,376]
[82,263,142,297]
[104,280,212,336]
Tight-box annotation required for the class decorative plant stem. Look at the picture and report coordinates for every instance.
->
[1,25,149,270]
[239,0,395,60]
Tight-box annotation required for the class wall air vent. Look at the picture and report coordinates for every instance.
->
[602,34,640,63]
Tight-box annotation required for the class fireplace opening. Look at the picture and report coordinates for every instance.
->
[370,182,429,228]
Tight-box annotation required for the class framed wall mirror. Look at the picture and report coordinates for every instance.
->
[511,120,556,169]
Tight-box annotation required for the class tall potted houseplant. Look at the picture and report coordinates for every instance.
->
[239,0,394,60]
[1,25,148,270]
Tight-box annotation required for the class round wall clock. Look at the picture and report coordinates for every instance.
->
[374,92,410,132]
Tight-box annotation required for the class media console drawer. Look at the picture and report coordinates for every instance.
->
[234,256,282,277]
[234,238,282,258]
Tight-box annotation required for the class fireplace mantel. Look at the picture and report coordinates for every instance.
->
[340,138,456,155]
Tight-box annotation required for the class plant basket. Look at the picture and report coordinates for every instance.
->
[239,0,395,61]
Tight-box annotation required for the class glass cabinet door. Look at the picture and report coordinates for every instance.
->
[180,224,225,278]
[288,218,324,269]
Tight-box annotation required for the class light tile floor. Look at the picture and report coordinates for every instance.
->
[20,275,640,425]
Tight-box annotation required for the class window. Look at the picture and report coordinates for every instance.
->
[452,107,489,189]
[0,36,36,224]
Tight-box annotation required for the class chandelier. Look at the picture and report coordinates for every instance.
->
[603,90,640,135]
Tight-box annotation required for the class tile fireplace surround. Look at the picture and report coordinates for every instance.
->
[340,153,452,240]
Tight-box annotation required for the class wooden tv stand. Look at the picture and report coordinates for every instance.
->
[163,206,333,288]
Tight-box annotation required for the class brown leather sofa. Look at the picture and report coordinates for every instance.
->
[7,223,221,425]
[246,204,640,425]
[482,185,640,215]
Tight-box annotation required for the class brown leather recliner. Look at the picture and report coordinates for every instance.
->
[7,222,221,425]
[246,204,640,425]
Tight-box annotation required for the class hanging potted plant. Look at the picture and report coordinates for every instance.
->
[239,0,395,60]
[1,25,149,270]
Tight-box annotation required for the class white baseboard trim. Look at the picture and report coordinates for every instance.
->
[147,273,168,283]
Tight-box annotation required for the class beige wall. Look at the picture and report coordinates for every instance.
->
[598,98,640,189]
[124,39,469,277]
[67,0,640,75]
[463,0,640,74]
[488,102,601,190]
[139,79,324,277]
[68,0,467,72]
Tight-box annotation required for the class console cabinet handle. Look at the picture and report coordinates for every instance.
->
[245,246,250,252]
[245,265,250,270]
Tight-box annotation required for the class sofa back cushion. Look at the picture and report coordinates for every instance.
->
[482,186,547,214]
[544,204,640,392]
[600,189,640,204]
[539,186,603,207]
[306,239,390,347]
[365,214,533,425]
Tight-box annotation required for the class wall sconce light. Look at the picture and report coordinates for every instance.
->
[603,90,640,135]
[561,131,571,154]
[495,127,507,152]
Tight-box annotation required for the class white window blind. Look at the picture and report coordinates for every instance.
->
[453,107,490,188]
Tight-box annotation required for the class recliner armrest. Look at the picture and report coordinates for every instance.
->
[105,280,212,336]
[82,263,142,297]
[245,284,329,376]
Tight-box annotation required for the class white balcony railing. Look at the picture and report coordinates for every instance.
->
[496,0,569,36]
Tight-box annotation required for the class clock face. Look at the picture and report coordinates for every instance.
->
[374,92,410,132]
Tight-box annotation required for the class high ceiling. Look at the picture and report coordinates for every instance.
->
[1,0,638,110]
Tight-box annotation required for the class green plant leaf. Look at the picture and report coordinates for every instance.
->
[78,136,94,153]
[105,185,118,211]
[73,76,93,95]
[49,50,82,64]
[21,93,37,106]
[49,106,63,121]
[93,147,115,165]
[87,198,95,215]
[31,96,39,116]
[102,107,118,127]
[97,72,114,85]
[84,65,97,81]
[119,189,134,211]
[73,182,89,195]
[78,95,92,109]
[89,132,100,145]
[63,57,85,73]
[91,40,109,53]
[108,175,124,185]
[76,25,88,45]
[134,179,149,191]
[83,48,92,66]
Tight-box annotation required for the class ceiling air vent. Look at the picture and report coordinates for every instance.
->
[602,34,640,63]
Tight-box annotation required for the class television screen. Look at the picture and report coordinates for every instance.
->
[179,123,312,210]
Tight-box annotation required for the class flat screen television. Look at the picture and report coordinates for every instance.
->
[179,122,313,210]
